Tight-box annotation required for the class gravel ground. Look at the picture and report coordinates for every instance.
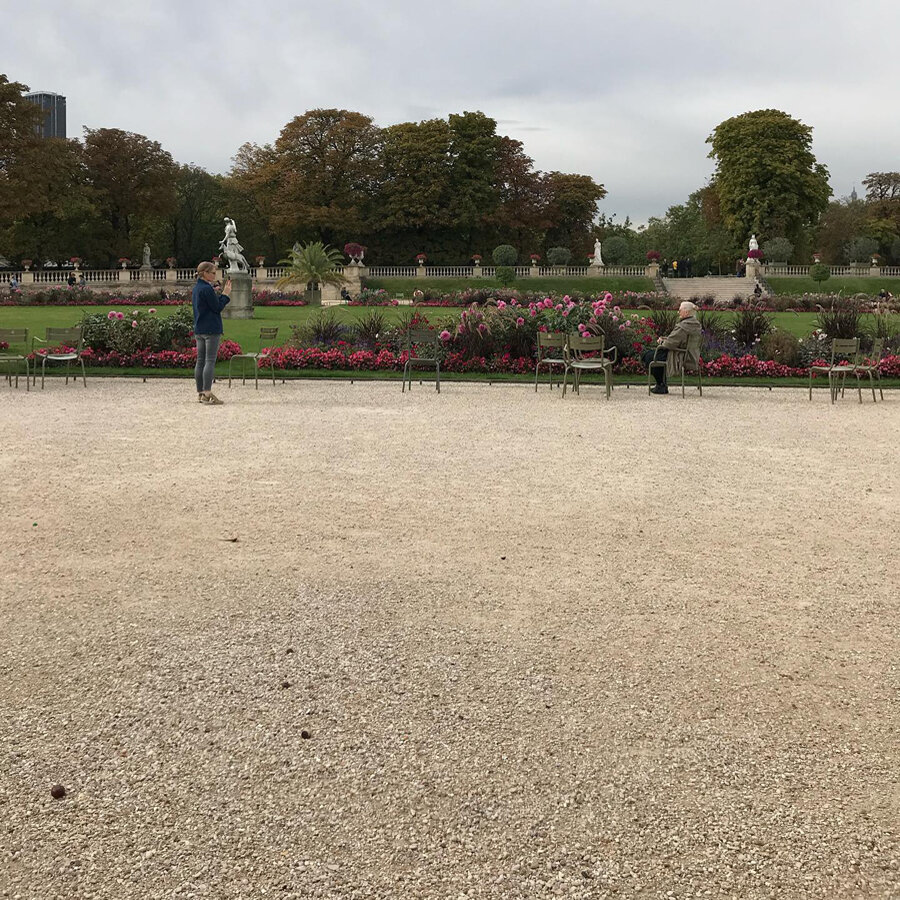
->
[1,377,898,900]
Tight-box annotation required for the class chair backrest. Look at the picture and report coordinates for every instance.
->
[867,338,884,362]
[566,333,605,360]
[258,327,278,351]
[405,328,439,355]
[683,330,703,372]
[46,327,83,350]
[537,331,566,351]
[830,337,859,365]
[0,328,28,348]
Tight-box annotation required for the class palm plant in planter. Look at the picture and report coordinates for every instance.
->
[277,241,345,304]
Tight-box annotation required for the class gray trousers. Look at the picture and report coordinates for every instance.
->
[194,334,222,392]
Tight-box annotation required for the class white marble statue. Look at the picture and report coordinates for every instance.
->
[219,217,249,273]
[591,239,604,267]
[142,243,151,267]
[749,234,759,253]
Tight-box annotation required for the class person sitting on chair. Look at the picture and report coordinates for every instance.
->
[642,301,702,395]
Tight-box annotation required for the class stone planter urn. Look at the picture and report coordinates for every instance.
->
[21,260,32,271]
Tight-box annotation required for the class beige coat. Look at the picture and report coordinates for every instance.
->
[660,315,702,375]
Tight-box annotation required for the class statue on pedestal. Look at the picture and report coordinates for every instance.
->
[590,239,604,267]
[141,243,151,268]
[219,217,249,273]
[748,234,759,253]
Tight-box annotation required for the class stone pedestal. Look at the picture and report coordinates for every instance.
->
[472,264,483,277]
[745,259,762,281]
[646,262,659,279]
[21,271,34,285]
[139,266,153,283]
[119,269,131,284]
[416,265,426,279]
[321,283,342,306]
[586,265,604,277]
[869,265,881,277]
[222,271,253,319]
[166,268,177,283]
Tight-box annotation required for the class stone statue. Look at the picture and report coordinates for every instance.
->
[749,234,759,253]
[142,243,151,267]
[219,217,249,273]
[591,239,604,267]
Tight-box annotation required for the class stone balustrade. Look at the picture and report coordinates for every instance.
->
[1,262,899,290]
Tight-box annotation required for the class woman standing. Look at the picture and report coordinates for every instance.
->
[192,261,231,404]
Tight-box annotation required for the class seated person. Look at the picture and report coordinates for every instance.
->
[641,301,702,394]
[340,287,351,302]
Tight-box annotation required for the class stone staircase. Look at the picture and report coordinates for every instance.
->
[662,277,757,304]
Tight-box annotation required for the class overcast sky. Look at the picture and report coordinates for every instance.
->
[8,0,900,227]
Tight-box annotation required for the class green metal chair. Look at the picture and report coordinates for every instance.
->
[402,328,441,393]
[647,331,703,398]
[534,331,567,391]
[808,338,861,403]
[853,338,884,402]
[0,328,30,391]
[228,327,279,389]
[32,327,86,390]
[562,333,615,400]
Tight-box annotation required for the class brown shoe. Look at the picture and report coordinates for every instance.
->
[205,392,224,405]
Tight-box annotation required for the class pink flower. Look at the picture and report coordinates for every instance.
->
[529,308,537,317]
[439,330,451,341]
[612,315,619,322]
[477,323,487,333]
[604,293,613,302]
[516,317,524,326]
[625,320,632,326]
[497,300,506,309]
[107,311,117,320]
[619,324,626,331]
[131,320,138,328]
[148,308,156,314]
[116,311,125,320]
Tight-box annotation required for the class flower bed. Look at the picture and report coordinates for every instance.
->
[29,340,242,369]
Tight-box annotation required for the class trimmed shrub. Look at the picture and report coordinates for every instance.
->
[763,237,794,264]
[492,245,517,266]
[495,266,516,287]
[546,247,571,267]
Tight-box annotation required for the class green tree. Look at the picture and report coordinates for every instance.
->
[224,142,286,261]
[602,235,629,264]
[273,109,382,245]
[83,127,178,261]
[543,172,607,256]
[762,236,794,263]
[168,164,225,267]
[814,197,868,263]
[446,111,501,248]
[706,110,831,245]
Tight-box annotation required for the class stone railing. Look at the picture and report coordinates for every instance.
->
[3,262,898,290]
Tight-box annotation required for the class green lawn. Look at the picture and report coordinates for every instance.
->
[365,276,656,295]
[767,277,900,296]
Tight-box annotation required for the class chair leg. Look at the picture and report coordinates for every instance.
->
[41,357,47,390]
[402,361,409,392]
[534,362,540,392]
[436,362,440,394]
[80,357,86,387]
[808,371,813,401]
[681,370,686,398]
[228,358,233,387]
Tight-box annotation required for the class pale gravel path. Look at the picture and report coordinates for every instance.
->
[0,378,898,900]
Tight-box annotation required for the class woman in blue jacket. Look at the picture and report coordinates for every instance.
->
[192,261,231,404]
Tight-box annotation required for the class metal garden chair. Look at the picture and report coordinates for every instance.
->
[402,328,441,392]
[562,333,616,400]
[534,331,567,391]
[853,338,885,402]
[228,327,279,389]
[808,338,861,403]
[0,328,30,391]
[32,327,86,390]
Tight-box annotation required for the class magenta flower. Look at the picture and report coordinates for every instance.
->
[439,330,451,341]
[116,311,125,320]
[148,308,156,314]
[497,300,506,310]
[619,324,626,331]
[131,320,138,328]
[107,311,117,320]
[477,323,487,333]
[516,317,524,326]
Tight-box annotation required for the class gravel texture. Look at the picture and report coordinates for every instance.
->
[1,377,898,899]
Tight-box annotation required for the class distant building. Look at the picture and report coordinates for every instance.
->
[24,91,66,139]
[850,186,858,202]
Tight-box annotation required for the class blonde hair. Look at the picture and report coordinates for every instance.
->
[197,261,216,277]
[679,301,697,314]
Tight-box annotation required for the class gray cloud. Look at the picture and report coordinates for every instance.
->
[7,0,900,224]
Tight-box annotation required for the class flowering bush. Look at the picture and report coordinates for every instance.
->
[349,288,392,306]
[747,249,763,260]
[344,243,365,260]
[646,250,661,262]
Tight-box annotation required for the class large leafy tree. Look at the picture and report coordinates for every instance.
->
[273,109,382,245]
[167,164,225,266]
[446,111,501,249]
[82,127,178,260]
[543,172,607,256]
[490,137,549,253]
[706,109,831,245]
